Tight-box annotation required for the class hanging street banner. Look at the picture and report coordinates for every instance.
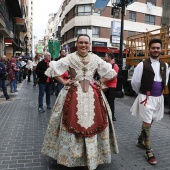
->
[111,21,121,36]
[110,21,121,45]
[36,44,43,54]
[92,0,110,12]
[48,40,60,59]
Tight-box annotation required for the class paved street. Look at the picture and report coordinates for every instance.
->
[0,81,170,170]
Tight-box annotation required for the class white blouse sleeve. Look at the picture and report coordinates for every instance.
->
[97,57,117,79]
[131,62,143,94]
[45,56,70,77]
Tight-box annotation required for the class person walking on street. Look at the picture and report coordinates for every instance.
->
[17,57,23,83]
[54,49,68,97]
[104,52,119,121]
[130,39,169,165]
[54,49,67,61]
[7,57,19,93]
[25,58,33,82]
[41,34,119,170]
[0,55,12,100]
[35,52,52,113]
[32,54,41,86]
[21,60,27,80]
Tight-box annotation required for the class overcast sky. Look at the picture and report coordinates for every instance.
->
[33,0,63,40]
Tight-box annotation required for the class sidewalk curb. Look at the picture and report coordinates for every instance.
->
[0,80,25,104]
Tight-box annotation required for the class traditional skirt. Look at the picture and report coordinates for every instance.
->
[41,84,119,170]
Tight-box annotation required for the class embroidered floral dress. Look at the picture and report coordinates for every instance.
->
[41,52,119,170]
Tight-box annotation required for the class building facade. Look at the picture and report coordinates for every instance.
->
[0,0,32,58]
[162,0,170,26]
[43,13,56,52]
[58,0,162,57]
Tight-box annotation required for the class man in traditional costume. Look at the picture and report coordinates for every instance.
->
[41,34,119,170]
[130,39,169,165]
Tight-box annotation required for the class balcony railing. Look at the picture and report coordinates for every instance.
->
[6,0,23,17]
[0,1,9,23]
[0,1,13,36]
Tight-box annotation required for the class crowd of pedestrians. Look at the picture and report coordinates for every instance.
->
[0,52,70,104]
[0,36,170,170]
[0,54,41,101]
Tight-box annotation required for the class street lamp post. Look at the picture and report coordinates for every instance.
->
[24,35,28,56]
[112,0,126,98]
[51,33,55,59]
[112,0,136,98]
[52,33,55,40]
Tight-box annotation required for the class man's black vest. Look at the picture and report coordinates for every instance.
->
[140,58,166,94]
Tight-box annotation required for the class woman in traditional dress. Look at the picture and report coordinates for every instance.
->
[41,34,119,170]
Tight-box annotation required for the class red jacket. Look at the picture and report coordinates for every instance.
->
[105,63,119,88]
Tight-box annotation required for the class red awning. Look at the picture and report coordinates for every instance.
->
[70,46,128,54]
[4,39,19,47]
[92,46,119,53]
[4,39,13,44]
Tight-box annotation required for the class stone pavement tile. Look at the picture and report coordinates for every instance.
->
[114,96,170,170]
[0,80,25,104]
[0,98,6,104]
[0,165,9,169]
[0,82,170,170]
[32,167,49,170]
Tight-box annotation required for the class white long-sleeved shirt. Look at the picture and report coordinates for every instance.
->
[131,58,169,94]
[25,60,33,70]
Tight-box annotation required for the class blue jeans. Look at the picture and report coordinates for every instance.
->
[0,78,10,99]
[38,83,51,108]
[55,81,64,97]
[10,79,17,92]
[15,72,19,83]
[33,70,37,84]
[18,71,22,83]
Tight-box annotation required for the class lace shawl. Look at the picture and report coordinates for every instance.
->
[45,52,117,80]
